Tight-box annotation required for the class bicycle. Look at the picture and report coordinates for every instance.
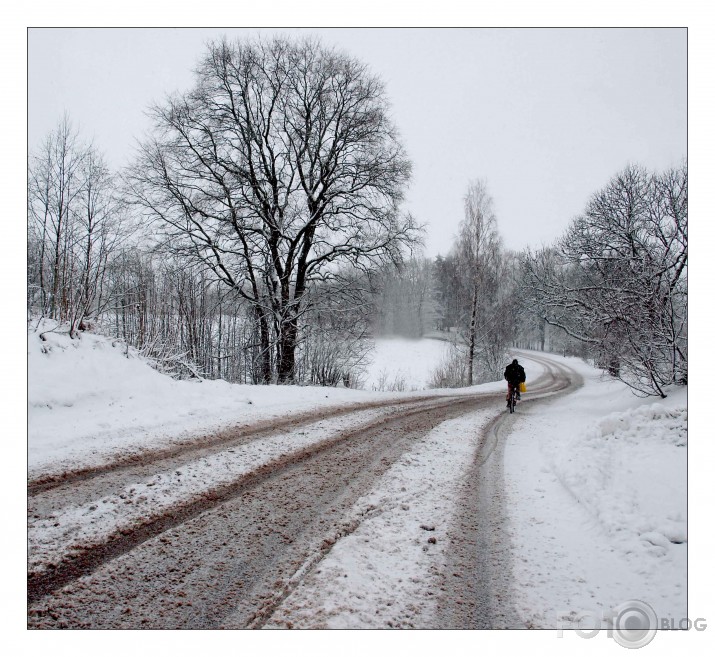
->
[507,383,519,414]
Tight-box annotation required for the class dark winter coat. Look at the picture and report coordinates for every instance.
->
[504,362,526,385]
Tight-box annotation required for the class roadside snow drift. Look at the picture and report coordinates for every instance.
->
[503,353,687,627]
[28,324,452,478]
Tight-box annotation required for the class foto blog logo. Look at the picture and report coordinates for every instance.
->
[557,600,707,649]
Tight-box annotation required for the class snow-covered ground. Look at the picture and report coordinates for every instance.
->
[266,353,684,628]
[361,336,453,391]
[28,406,398,575]
[504,352,687,628]
[262,353,687,629]
[27,323,687,631]
[28,324,455,478]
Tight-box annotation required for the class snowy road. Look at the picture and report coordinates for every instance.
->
[28,353,580,629]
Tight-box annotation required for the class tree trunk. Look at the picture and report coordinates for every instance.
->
[467,283,478,386]
[256,307,272,385]
[50,215,63,319]
[277,314,298,384]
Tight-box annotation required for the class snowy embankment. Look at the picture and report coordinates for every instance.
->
[28,323,454,479]
[503,352,687,627]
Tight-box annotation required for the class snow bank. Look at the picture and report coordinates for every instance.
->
[28,326,472,477]
[504,351,687,627]
[27,321,382,477]
[552,402,687,548]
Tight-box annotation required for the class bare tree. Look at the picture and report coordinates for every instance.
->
[523,164,687,396]
[65,148,132,336]
[28,115,87,319]
[126,36,418,383]
[457,180,503,385]
[29,117,132,336]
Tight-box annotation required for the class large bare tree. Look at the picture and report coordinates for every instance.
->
[127,36,417,383]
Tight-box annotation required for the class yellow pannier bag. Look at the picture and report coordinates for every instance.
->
[519,382,527,393]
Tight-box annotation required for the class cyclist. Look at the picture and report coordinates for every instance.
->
[504,358,526,407]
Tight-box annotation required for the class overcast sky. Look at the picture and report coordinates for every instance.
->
[28,27,686,257]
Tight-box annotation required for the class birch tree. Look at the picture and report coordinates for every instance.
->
[457,180,502,385]
[28,116,130,334]
[28,116,86,319]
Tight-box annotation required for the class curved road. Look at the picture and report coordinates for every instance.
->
[28,352,581,629]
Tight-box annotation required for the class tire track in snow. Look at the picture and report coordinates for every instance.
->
[28,393,463,495]
[435,354,582,628]
[27,396,481,605]
[28,352,580,625]
[28,394,498,628]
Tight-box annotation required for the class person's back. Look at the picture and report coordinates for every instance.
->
[504,358,526,404]
[504,358,525,384]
